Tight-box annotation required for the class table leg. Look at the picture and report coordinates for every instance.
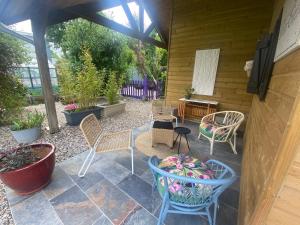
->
[173,133,179,148]
[178,135,182,154]
[185,134,190,151]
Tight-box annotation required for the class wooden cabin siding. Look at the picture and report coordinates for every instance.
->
[239,0,300,222]
[165,0,274,114]
[239,49,300,225]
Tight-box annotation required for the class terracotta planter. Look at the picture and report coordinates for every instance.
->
[0,143,55,195]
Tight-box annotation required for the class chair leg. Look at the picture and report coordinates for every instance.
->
[210,140,214,155]
[78,148,96,177]
[130,147,134,174]
[213,202,218,225]
[206,207,213,225]
[198,132,202,139]
[158,196,168,225]
[228,134,238,154]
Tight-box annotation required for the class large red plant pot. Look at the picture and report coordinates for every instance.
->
[0,143,55,195]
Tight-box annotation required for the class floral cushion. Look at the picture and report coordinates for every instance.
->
[157,155,215,205]
[199,121,226,140]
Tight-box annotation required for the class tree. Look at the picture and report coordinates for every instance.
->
[46,19,135,78]
[0,33,29,124]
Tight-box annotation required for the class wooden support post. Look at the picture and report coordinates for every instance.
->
[31,8,59,134]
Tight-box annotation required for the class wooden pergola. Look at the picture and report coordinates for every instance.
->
[0,0,171,133]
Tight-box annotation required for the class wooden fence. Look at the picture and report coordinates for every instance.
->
[121,77,163,100]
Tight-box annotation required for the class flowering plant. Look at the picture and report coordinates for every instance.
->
[64,103,78,112]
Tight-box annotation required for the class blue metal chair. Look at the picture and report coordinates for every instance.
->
[148,156,236,225]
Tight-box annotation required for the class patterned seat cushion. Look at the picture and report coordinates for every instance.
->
[156,155,215,206]
[199,121,226,141]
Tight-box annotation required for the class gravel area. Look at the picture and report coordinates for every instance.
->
[0,98,151,225]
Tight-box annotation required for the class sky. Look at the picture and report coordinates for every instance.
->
[12,2,151,34]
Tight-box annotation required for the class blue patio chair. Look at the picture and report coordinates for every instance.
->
[148,156,236,225]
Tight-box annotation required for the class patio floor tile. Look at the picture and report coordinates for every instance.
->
[91,159,131,185]
[70,170,105,191]
[11,192,63,225]
[93,215,114,225]
[50,185,102,225]
[5,187,32,207]
[60,155,84,177]
[116,154,148,176]
[123,205,158,225]
[86,178,137,225]
[139,169,154,185]
[43,166,75,200]
[118,174,161,214]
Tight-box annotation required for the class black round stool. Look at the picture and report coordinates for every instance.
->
[174,127,191,154]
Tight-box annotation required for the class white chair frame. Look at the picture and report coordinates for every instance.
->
[78,115,134,178]
[198,111,244,155]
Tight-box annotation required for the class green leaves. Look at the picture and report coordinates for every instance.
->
[76,49,103,109]
[105,72,120,105]
[0,33,29,125]
[47,19,134,77]
[10,110,45,131]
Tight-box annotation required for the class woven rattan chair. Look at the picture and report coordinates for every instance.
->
[148,156,236,225]
[78,114,134,177]
[198,111,244,155]
[151,99,178,127]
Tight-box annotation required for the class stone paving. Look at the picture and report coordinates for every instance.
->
[5,122,242,225]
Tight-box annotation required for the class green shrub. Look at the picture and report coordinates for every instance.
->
[76,49,103,109]
[0,33,29,125]
[105,71,120,105]
[56,58,76,103]
[11,110,45,131]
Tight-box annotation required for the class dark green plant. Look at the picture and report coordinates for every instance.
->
[0,33,29,125]
[0,146,41,173]
[11,110,45,131]
[105,72,120,105]
[47,19,134,78]
[184,87,195,99]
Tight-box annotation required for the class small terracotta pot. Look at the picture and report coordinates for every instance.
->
[0,143,55,195]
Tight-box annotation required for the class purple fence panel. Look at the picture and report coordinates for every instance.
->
[121,77,163,100]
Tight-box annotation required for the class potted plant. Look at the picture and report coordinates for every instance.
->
[62,49,103,126]
[0,143,55,195]
[99,72,126,117]
[10,110,45,144]
[184,87,195,99]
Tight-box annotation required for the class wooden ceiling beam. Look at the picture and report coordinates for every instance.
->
[120,0,138,31]
[139,0,144,33]
[144,23,155,37]
[140,0,167,44]
[66,8,167,49]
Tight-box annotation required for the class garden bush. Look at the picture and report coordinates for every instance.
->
[75,49,103,109]
[0,33,29,125]
[105,72,120,105]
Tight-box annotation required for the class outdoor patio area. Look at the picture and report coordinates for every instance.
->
[5,121,242,225]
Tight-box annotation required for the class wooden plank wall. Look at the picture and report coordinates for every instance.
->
[166,0,274,114]
[239,48,300,225]
[239,0,300,222]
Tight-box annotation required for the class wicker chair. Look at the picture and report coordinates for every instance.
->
[151,99,178,127]
[148,156,236,225]
[78,114,134,177]
[198,111,244,155]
